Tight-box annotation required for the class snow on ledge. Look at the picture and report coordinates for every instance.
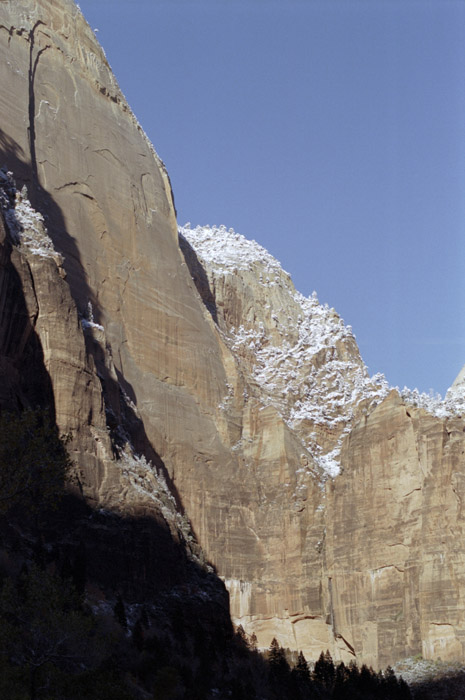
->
[179,223,288,277]
[0,168,63,264]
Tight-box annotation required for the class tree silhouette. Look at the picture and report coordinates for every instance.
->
[291,650,311,698]
[314,649,335,690]
[114,595,128,630]
[0,565,97,699]
[268,637,290,696]
[0,409,72,518]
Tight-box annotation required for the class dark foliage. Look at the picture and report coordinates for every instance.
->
[114,594,128,630]
[0,408,439,700]
[0,408,72,517]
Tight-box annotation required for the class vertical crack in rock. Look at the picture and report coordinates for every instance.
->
[28,20,49,189]
[328,576,336,636]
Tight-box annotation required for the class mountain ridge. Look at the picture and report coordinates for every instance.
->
[1,0,465,675]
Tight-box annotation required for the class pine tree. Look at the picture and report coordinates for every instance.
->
[291,650,311,698]
[398,676,412,699]
[268,638,290,698]
[269,638,285,666]
[114,594,128,630]
[314,649,335,690]
[384,664,400,694]
[359,663,378,695]
[294,650,310,683]
[235,624,249,648]
[324,649,336,688]
[333,661,349,699]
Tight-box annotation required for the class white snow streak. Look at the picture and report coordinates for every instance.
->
[180,223,465,476]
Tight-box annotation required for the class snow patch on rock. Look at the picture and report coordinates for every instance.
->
[180,223,287,278]
[399,384,465,420]
[117,449,209,569]
[180,224,393,477]
[181,223,465,478]
[0,168,63,264]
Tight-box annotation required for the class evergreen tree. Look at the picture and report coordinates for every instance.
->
[0,565,97,699]
[268,638,286,670]
[324,649,336,688]
[114,595,128,630]
[0,409,72,518]
[235,624,249,647]
[398,676,412,699]
[268,637,290,696]
[359,663,379,695]
[291,650,311,698]
[384,665,400,697]
[333,661,350,699]
[294,650,310,682]
[314,649,335,690]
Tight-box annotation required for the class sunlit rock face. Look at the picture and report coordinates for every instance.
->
[326,391,465,667]
[182,224,465,665]
[1,0,465,669]
[179,224,390,475]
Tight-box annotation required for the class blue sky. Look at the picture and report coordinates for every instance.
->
[78,0,465,395]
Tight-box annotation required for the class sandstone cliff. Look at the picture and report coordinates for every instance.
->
[0,0,327,658]
[1,0,465,671]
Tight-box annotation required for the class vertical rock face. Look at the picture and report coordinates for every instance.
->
[0,0,328,651]
[1,0,465,670]
[0,0,331,656]
[182,224,465,665]
[0,170,112,483]
[0,0,229,505]
[325,391,465,666]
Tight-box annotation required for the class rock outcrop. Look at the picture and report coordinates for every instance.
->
[1,0,465,671]
[326,390,465,666]
[181,225,465,664]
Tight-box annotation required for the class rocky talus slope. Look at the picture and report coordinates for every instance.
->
[1,0,465,671]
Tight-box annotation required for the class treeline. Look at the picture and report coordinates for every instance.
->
[260,635,412,700]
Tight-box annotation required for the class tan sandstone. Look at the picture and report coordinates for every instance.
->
[0,0,465,670]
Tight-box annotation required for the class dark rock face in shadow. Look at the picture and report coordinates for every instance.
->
[178,231,219,325]
[43,494,227,606]
[0,209,55,414]
[411,672,465,699]
[0,134,193,541]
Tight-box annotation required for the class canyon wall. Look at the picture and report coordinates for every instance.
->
[0,0,465,668]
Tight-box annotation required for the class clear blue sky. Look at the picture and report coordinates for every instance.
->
[78,0,465,396]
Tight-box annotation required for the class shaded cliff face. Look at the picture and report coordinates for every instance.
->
[1,0,465,672]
